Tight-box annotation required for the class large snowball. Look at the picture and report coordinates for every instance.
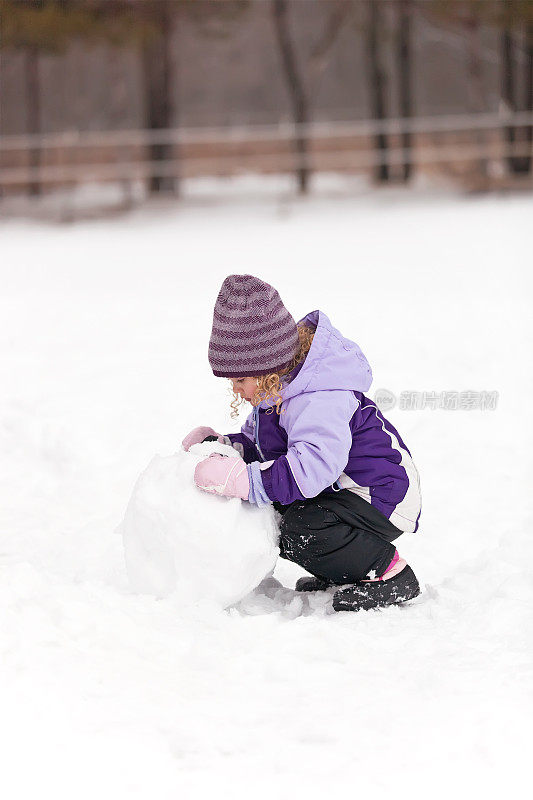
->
[120,441,280,608]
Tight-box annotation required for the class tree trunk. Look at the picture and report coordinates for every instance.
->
[465,9,489,181]
[522,24,532,173]
[366,0,389,182]
[500,1,530,173]
[142,3,177,195]
[502,19,516,170]
[25,44,42,197]
[506,20,533,174]
[271,0,310,194]
[397,0,412,182]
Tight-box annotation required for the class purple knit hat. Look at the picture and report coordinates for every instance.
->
[208,274,299,378]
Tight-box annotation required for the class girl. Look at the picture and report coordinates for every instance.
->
[183,274,421,612]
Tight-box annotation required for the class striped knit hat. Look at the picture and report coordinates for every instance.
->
[208,275,299,378]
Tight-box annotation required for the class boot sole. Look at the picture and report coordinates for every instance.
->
[332,565,421,612]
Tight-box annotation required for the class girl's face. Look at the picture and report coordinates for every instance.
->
[231,377,258,402]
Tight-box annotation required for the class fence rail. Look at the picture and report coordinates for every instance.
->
[1,111,533,149]
[1,143,533,186]
[1,112,532,191]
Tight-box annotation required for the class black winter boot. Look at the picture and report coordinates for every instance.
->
[295,575,333,592]
[332,564,420,612]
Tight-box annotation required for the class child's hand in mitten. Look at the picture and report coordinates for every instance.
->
[182,426,224,451]
[194,453,249,500]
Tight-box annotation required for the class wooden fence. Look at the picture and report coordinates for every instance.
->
[1,111,532,198]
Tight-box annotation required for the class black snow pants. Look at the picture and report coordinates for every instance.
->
[273,490,403,584]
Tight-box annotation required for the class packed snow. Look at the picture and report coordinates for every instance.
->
[0,175,531,799]
[120,441,279,605]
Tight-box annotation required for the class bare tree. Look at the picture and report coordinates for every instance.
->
[501,0,533,174]
[24,43,42,196]
[1,0,149,196]
[366,0,389,182]
[2,0,47,196]
[137,0,249,196]
[501,0,520,171]
[310,0,414,184]
[418,0,532,179]
[271,0,310,194]
[397,0,413,181]
[140,1,177,194]
[464,4,490,180]
[526,21,533,172]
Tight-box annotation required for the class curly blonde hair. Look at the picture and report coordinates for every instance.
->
[229,323,315,419]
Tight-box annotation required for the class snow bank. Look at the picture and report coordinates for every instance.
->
[120,441,279,607]
[2,187,531,797]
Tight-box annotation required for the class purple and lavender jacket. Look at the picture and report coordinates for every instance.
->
[226,311,421,534]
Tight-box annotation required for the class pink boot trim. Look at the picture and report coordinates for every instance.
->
[381,549,399,576]
[362,550,407,582]
[381,554,407,580]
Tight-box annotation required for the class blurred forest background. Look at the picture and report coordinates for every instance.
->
[1,0,532,210]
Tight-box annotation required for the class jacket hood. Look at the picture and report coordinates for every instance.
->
[258,310,372,407]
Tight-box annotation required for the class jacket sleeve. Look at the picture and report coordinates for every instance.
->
[259,390,358,505]
[226,412,260,464]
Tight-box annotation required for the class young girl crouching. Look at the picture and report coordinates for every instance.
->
[183,274,421,612]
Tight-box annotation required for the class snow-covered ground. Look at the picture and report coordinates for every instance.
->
[1,177,532,799]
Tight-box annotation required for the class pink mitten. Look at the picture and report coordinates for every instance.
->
[182,426,223,452]
[194,454,249,500]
